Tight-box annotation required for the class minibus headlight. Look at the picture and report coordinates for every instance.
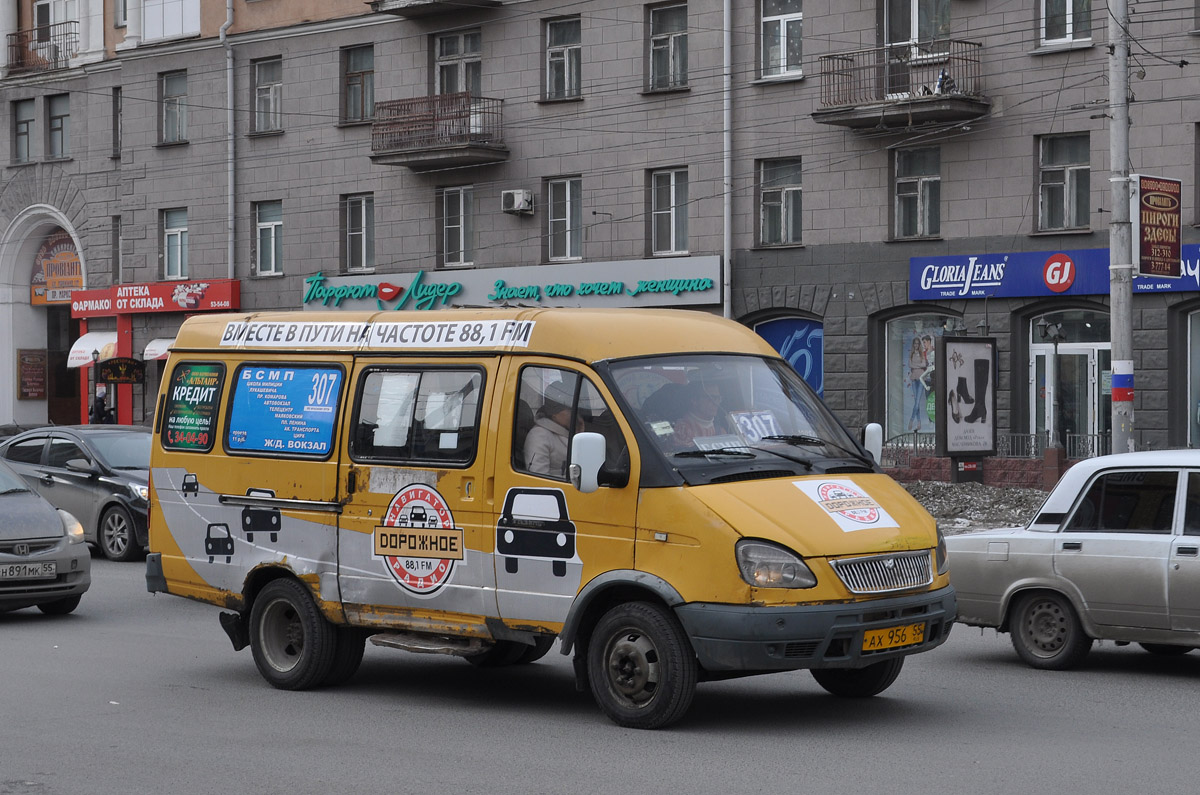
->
[58,509,85,545]
[735,540,817,589]
[936,526,949,576]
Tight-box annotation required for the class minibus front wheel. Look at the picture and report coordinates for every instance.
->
[249,578,337,690]
[587,601,697,729]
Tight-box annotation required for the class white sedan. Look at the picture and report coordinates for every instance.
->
[946,450,1200,669]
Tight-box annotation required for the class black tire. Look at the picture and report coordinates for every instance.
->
[1009,592,1092,670]
[811,657,904,697]
[515,636,556,664]
[465,640,528,668]
[99,505,140,562]
[36,595,82,615]
[586,601,697,730]
[249,579,336,690]
[322,627,368,686]
[1139,643,1193,656]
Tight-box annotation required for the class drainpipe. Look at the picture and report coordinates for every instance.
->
[721,0,732,319]
[220,0,235,280]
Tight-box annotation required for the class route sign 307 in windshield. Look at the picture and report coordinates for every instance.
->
[162,363,226,452]
[227,365,343,457]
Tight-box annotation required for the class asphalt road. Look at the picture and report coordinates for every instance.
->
[3,557,1197,795]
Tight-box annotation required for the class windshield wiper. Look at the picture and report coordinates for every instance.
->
[673,447,756,459]
[760,435,874,467]
[0,487,29,495]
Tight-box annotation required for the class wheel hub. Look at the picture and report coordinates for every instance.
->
[605,631,657,704]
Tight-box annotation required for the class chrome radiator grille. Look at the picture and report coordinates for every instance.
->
[830,550,933,594]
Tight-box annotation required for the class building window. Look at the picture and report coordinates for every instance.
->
[111,215,122,282]
[649,4,688,90]
[1039,134,1090,231]
[886,315,951,436]
[436,30,482,95]
[163,208,188,279]
[342,194,375,272]
[441,186,475,267]
[759,159,802,246]
[111,87,122,157]
[1042,0,1091,45]
[143,0,200,40]
[761,0,802,78]
[115,0,127,27]
[650,168,688,255]
[160,71,187,144]
[253,58,283,132]
[894,147,940,239]
[545,17,581,100]
[254,201,283,276]
[886,0,950,44]
[548,177,582,261]
[46,94,69,159]
[341,45,374,123]
[12,99,34,164]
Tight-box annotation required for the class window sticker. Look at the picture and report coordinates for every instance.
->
[227,365,342,456]
[162,363,226,452]
[729,410,781,443]
[793,479,900,532]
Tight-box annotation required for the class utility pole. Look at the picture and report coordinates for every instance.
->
[1109,0,1135,453]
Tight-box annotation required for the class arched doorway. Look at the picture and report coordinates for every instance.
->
[754,316,824,395]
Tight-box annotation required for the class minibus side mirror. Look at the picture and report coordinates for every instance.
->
[569,432,606,494]
[863,422,883,463]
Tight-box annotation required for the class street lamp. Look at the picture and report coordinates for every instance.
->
[91,349,100,424]
[1036,317,1066,449]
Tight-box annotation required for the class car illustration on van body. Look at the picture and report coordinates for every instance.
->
[497,488,576,577]
[147,309,955,730]
[182,473,199,497]
[205,523,234,563]
[240,488,280,542]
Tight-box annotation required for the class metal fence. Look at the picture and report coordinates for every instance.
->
[6,22,78,74]
[818,39,983,108]
[371,93,503,153]
[883,430,1113,465]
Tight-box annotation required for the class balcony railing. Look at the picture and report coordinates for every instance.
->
[370,93,508,170]
[814,39,989,129]
[6,22,78,75]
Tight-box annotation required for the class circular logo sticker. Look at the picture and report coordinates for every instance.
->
[379,485,459,596]
[1043,253,1076,293]
[816,482,880,524]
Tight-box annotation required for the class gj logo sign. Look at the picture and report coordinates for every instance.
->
[1044,253,1076,293]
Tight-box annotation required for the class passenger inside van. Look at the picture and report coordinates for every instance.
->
[524,379,581,478]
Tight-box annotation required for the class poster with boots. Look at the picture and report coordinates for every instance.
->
[936,336,997,457]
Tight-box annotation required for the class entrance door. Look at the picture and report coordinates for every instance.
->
[1031,343,1111,456]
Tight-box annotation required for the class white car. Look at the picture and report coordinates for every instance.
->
[946,450,1200,669]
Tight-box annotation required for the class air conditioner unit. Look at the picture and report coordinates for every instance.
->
[501,189,535,215]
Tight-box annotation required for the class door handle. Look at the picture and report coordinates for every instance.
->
[40,474,55,486]
[1061,541,1082,551]
[1178,546,1199,557]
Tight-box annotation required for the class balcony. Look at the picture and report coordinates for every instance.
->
[813,39,990,130]
[6,22,78,75]
[370,93,508,171]
[368,0,500,18]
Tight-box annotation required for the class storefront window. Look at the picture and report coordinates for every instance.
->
[886,314,952,437]
[754,317,823,395]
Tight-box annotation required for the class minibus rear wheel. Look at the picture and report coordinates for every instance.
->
[249,578,337,690]
[811,657,904,697]
[587,601,697,729]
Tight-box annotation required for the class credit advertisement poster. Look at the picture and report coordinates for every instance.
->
[163,364,226,451]
[227,366,342,456]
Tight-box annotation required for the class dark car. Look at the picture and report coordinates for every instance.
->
[0,458,91,615]
[0,426,151,562]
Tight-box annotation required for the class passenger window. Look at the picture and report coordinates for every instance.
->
[4,438,46,464]
[352,368,482,465]
[1065,471,1178,534]
[47,440,89,469]
[227,364,343,458]
[161,362,226,453]
[513,366,628,485]
[1185,472,1200,536]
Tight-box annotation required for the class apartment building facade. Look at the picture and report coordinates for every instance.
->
[2,0,1199,459]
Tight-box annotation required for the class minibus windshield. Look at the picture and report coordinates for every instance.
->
[609,354,869,473]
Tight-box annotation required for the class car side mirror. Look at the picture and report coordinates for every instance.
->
[863,422,883,463]
[569,432,606,494]
[65,458,96,475]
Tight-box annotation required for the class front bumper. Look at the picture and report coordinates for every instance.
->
[0,542,92,612]
[675,585,956,673]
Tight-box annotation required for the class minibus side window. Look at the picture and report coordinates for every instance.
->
[513,366,627,485]
[161,362,226,453]
[351,368,483,466]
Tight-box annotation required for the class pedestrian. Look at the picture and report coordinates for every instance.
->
[90,386,111,425]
